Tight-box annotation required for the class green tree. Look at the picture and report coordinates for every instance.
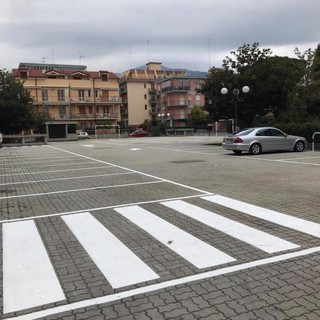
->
[222,42,272,73]
[189,105,208,128]
[0,69,39,134]
[201,44,306,128]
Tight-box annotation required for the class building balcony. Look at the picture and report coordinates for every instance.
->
[34,97,122,105]
[162,100,191,107]
[161,86,190,93]
[70,97,122,104]
[34,99,70,105]
[52,113,119,121]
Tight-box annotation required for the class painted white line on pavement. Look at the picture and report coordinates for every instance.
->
[0,180,163,200]
[203,195,320,238]
[162,200,299,253]
[0,194,209,225]
[3,220,65,314]
[14,161,98,168]
[0,166,113,177]
[62,212,159,288]
[115,205,236,268]
[47,145,212,195]
[9,246,320,320]
[0,172,134,186]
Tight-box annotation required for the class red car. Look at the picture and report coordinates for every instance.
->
[129,130,149,137]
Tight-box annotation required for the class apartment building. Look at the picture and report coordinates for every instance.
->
[154,77,205,128]
[12,62,121,132]
[119,62,187,128]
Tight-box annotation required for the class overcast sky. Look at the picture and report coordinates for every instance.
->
[1,0,319,73]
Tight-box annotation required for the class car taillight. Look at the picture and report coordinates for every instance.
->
[234,137,243,143]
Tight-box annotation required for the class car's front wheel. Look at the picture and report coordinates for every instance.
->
[294,140,305,152]
[249,143,261,155]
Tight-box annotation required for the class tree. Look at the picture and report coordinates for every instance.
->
[222,42,272,73]
[0,69,39,134]
[189,105,208,128]
[201,44,306,128]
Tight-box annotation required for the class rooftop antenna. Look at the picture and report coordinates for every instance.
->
[42,56,48,63]
[51,48,55,64]
[208,39,213,70]
[129,51,132,68]
[147,40,150,62]
[78,51,85,65]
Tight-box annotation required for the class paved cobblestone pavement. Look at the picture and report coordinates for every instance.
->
[1,136,320,319]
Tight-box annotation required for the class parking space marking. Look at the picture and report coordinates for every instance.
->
[9,246,320,320]
[203,195,320,238]
[47,145,212,195]
[0,180,163,200]
[3,220,65,314]
[0,166,113,177]
[115,205,236,268]
[62,212,159,288]
[0,172,133,186]
[162,200,299,253]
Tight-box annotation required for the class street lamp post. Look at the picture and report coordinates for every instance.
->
[221,86,249,133]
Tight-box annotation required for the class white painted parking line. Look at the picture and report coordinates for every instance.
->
[3,220,65,313]
[0,172,133,186]
[115,205,236,268]
[62,212,159,288]
[0,166,113,177]
[11,246,320,320]
[0,180,163,200]
[203,195,320,238]
[162,200,299,253]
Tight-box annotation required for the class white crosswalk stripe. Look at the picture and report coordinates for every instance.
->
[62,212,159,289]
[2,220,65,314]
[115,205,236,268]
[202,195,320,238]
[3,195,320,315]
[161,200,300,253]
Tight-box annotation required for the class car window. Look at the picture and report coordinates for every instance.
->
[236,128,255,136]
[256,129,271,137]
[270,129,285,137]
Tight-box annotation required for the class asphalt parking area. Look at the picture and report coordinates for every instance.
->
[1,137,320,320]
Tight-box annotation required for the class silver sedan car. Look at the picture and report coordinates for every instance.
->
[223,127,307,155]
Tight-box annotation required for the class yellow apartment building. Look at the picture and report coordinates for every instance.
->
[12,63,121,133]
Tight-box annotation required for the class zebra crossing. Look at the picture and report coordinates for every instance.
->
[3,195,320,315]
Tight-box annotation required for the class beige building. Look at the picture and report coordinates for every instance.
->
[119,62,186,128]
[12,63,121,132]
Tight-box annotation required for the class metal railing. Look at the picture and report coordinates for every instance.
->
[312,132,320,151]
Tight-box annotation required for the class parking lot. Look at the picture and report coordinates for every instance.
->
[1,136,320,320]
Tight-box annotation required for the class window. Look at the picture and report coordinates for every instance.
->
[20,72,27,79]
[95,90,98,97]
[145,105,147,110]
[78,90,85,101]
[101,74,108,81]
[42,89,48,102]
[144,94,147,99]
[88,90,91,97]
[144,84,147,89]
[59,106,66,118]
[57,89,65,102]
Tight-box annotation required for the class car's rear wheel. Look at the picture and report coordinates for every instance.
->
[249,143,261,155]
[294,140,305,152]
[233,150,242,154]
